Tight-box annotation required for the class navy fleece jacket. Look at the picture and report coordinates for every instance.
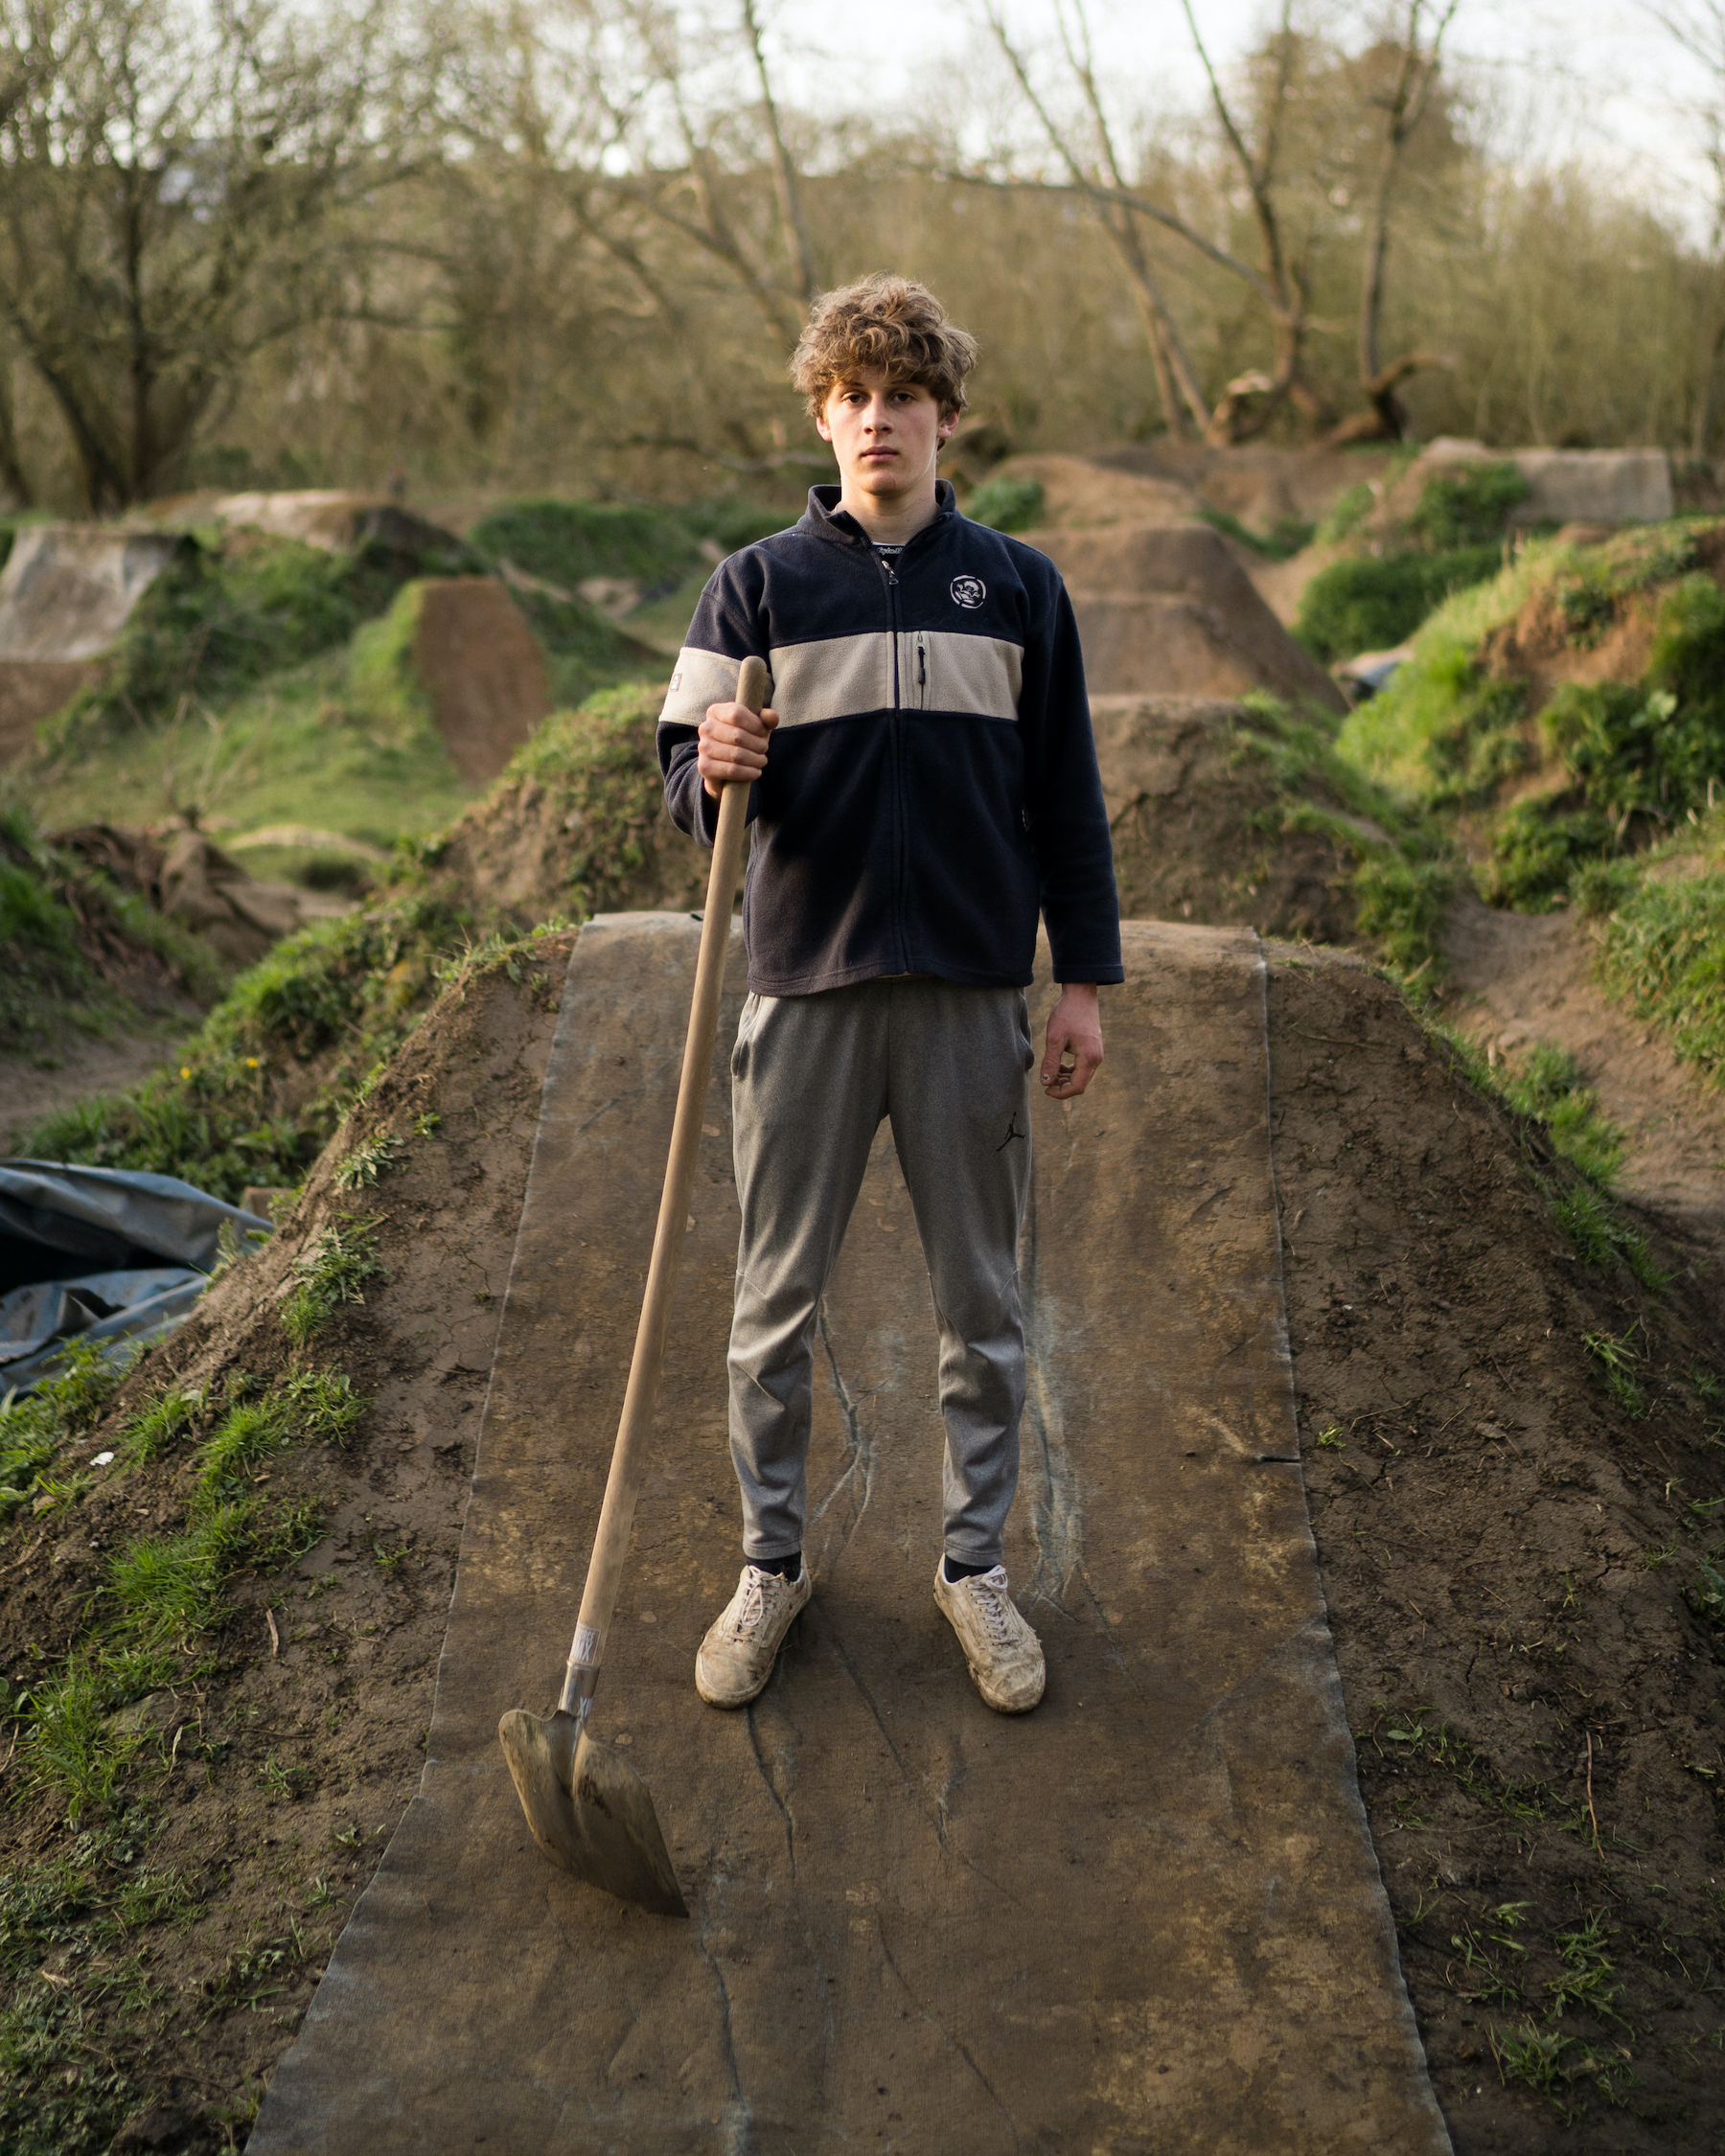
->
[656,482,1122,997]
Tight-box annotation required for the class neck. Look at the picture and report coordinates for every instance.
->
[835,481,941,546]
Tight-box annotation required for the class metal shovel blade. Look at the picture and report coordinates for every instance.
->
[497,1707,689,1917]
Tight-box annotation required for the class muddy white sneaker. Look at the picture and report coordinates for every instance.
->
[696,1564,812,1709]
[933,1561,1046,1714]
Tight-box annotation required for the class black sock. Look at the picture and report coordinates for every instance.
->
[943,1555,994,1583]
[750,1551,801,1579]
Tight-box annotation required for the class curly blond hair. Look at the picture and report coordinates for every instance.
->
[790,275,978,421]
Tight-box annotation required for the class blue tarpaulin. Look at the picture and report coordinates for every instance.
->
[0,1162,271,1394]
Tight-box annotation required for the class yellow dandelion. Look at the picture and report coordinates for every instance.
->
[245,1056,261,1067]
[180,1066,192,1079]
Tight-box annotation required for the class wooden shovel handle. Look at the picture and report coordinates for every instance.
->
[558,654,767,1720]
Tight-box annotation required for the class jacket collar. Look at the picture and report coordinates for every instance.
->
[802,480,958,550]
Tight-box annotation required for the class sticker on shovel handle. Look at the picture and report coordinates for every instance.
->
[572,1623,603,1669]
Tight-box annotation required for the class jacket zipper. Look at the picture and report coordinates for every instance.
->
[876,550,910,972]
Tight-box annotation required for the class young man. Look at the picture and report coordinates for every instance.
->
[657,274,1121,1715]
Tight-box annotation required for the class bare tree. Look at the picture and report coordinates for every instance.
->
[1639,0,1725,454]
[1323,0,1460,445]
[978,0,1326,444]
[982,0,1212,438]
[0,0,409,508]
[1176,0,1322,441]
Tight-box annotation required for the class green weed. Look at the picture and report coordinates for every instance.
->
[280,1218,385,1347]
[115,1386,201,1466]
[1687,1557,1725,1629]
[194,1398,292,1500]
[0,1342,131,1517]
[333,1130,404,1190]
[1583,1326,1646,1415]
[1497,1044,1625,1186]
[279,1368,368,1446]
[1314,481,1375,545]
[1553,1182,1667,1289]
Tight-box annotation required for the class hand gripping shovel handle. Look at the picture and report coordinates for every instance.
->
[556,654,767,1727]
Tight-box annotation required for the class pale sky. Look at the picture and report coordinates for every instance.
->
[751,0,1716,237]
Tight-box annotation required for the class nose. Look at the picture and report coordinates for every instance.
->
[862,398,894,432]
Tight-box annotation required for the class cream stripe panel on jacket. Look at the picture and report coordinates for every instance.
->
[658,632,1023,733]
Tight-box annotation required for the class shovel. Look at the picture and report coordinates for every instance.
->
[497,654,769,1920]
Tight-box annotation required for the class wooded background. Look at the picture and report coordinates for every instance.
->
[1,0,1722,514]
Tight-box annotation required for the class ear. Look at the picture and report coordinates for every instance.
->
[814,410,834,443]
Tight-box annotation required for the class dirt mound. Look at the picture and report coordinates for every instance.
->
[55,824,353,969]
[407,578,551,786]
[0,527,188,665]
[0,658,99,763]
[1027,522,1348,708]
[1478,521,1725,710]
[1266,948,1725,2152]
[980,451,1199,527]
[0,935,571,2150]
[1095,694,1367,941]
[4,929,1722,2147]
[1091,440,1392,530]
[421,679,704,927]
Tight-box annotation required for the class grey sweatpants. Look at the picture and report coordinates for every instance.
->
[727,976,1034,1569]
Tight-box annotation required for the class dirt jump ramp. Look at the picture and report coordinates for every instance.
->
[1025,524,1347,711]
[248,914,1449,2154]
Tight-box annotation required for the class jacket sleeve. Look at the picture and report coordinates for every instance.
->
[656,552,772,846]
[1017,570,1124,985]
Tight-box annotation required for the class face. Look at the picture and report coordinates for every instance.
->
[816,369,955,504]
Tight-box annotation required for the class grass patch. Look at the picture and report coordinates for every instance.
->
[1298,546,1506,668]
[114,1387,202,1467]
[0,1343,131,1521]
[1227,694,1458,980]
[1495,1044,1626,1185]
[961,473,1046,533]
[1595,869,1725,1088]
[467,497,703,590]
[0,1822,194,2156]
[1582,1324,1647,1415]
[1199,503,1314,561]
[1406,460,1530,549]
[281,1218,386,1348]
[47,526,471,748]
[23,683,644,1201]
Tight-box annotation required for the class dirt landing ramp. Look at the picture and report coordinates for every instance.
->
[412,577,551,785]
[1025,524,1347,711]
[248,915,1448,2156]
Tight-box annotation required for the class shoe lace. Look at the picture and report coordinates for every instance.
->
[724,1571,769,1639]
[968,1571,1015,1649]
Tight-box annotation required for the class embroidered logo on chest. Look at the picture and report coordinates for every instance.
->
[950,575,986,609]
